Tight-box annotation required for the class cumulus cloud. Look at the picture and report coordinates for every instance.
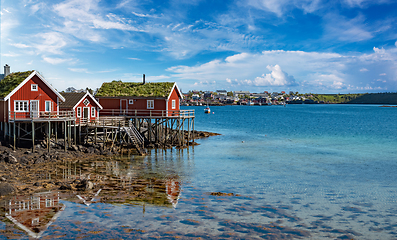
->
[168,46,397,92]
[251,65,297,86]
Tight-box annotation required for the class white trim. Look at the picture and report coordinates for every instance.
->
[166,82,183,100]
[14,100,29,112]
[120,99,128,112]
[77,107,81,118]
[72,91,103,110]
[30,100,39,112]
[83,107,89,119]
[172,99,176,109]
[45,101,51,112]
[31,84,38,91]
[3,71,65,102]
[129,99,134,104]
[147,100,154,109]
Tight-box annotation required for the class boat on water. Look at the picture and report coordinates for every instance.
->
[204,106,211,113]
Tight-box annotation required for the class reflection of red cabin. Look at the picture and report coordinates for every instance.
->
[166,179,181,208]
[95,81,183,117]
[0,71,66,123]
[60,92,103,124]
[5,191,65,238]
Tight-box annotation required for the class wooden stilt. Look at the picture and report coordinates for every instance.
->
[64,121,67,152]
[13,122,16,151]
[74,121,76,145]
[48,122,50,152]
[32,121,35,152]
[17,123,20,146]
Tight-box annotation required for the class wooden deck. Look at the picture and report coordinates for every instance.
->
[8,111,75,122]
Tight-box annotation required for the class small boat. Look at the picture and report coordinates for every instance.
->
[204,106,211,114]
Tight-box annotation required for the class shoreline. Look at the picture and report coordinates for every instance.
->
[0,130,220,199]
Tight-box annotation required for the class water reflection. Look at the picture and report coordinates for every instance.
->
[4,191,65,239]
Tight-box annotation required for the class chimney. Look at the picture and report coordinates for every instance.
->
[4,64,10,77]
[143,74,145,84]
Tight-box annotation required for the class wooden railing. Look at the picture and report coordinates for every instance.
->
[9,111,75,121]
[99,109,195,118]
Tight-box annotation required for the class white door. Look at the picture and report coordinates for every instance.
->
[30,100,39,118]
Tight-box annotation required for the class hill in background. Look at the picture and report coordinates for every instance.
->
[307,93,397,104]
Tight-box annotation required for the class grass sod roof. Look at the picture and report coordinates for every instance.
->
[0,71,34,98]
[95,81,175,98]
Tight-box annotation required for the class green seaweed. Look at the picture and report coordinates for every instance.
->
[95,81,175,98]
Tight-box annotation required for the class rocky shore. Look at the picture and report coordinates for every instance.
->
[0,130,220,199]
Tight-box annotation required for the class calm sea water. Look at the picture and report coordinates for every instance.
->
[3,104,397,239]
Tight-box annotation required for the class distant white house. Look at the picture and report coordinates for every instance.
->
[217,90,227,96]
[234,91,250,98]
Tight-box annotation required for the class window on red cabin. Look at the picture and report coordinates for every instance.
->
[77,107,81,117]
[91,107,95,117]
[147,100,154,109]
[172,100,176,109]
[45,101,52,112]
[14,101,28,112]
[31,84,38,91]
[83,99,90,106]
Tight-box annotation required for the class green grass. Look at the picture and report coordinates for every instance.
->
[95,81,175,97]
[0,71,34,98]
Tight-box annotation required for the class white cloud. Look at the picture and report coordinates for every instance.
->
[34,32,68,55]
[10,43,31,48]
[68,68,89,73]
[43,57,74,65]
[324,14,373,42]
[128,57,141,60]
[251,65,297,86]
[245,0,322,17]
[168,47,397,92]
[380,73,387,76]
[2,52,20,57]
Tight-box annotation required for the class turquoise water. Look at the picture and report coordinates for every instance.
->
[3,104,397,239]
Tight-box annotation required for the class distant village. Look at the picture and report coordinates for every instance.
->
[181,90,316,106]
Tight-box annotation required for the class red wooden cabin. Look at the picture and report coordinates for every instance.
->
[60,91,103,124]
[95,80,184,117]
[0,70,67,123]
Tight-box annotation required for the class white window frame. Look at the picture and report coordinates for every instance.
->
[31,84,38,91]
[83,99,90,106]
[45,101,52,112]
[129,99,134,104]
[14,101,28,112]
[77,107,81,118]
[91,107,95,117]
[172,100,176,109]
[147,100,154,109]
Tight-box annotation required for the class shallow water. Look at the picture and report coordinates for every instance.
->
[2,104,397,239]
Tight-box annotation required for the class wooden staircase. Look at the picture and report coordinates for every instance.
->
[122,125,147,155]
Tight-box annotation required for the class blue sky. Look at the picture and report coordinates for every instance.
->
[1,0,397,93]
